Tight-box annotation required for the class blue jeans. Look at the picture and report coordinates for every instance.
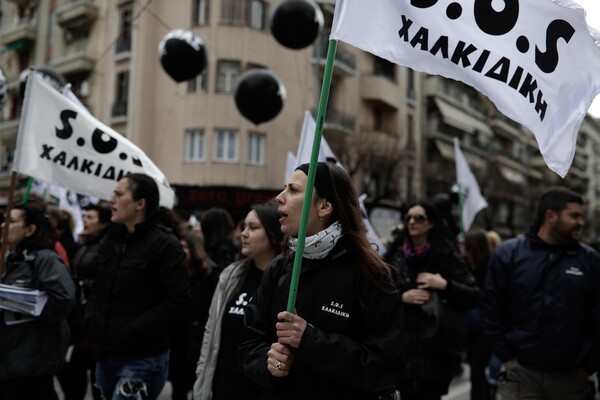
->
[95,352,169,400]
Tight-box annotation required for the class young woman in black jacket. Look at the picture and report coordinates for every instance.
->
[0,204,76,399]
[239,162,404,400]
[385,200,480,400]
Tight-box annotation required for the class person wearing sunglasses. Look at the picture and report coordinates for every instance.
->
[385,200,480,400]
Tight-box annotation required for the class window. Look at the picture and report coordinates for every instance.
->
[221,0,267,29]
[111,71,129,117]
[116,9,132,54]
[374,56,395,82]
[192,0,209,25]
[187,68,208,93]
[407,113,415,150]
[247,132,265,165]
[216,60,241,93]
[214,129,238,162]
[249,0,266,29]
[407,68,416,100]
[185,129,206,162]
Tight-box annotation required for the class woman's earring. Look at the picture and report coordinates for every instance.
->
[319,215,324,222]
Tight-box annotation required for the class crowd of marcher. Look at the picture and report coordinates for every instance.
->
[0,166,599,400]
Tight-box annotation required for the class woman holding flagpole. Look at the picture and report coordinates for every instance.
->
[239,162,403,400]
[384,200,480,400]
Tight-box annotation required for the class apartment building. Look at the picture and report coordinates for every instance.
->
[0,0,598,240]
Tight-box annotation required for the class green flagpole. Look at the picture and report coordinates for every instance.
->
[456,183,465,242]
[22,177,33,203]
[286,39,338,314]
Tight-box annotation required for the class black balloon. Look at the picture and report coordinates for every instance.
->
[159,29,207,83]
[270,0,324,50]
[234,69,286,125]
[19,66,67,103]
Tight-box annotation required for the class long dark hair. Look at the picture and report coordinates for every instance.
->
[295,162,395,292]
[229,200,284,296]
[384,200,456,263]
[404,200,455,251]
[182,231,212,275]
[251,200,284,254]
[463,229,491,271]
[12,203,55,252]
[200,207,235,250]
[124,173,159,217]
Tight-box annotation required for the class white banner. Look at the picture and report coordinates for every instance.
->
[454,137,488,231]
[13,73,175,207]
[331,0,600,177]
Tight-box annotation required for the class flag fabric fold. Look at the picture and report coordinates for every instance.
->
[454,137,487,232]
[13,73,175,207]
[331,0,600,177]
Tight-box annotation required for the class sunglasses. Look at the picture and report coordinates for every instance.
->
[404,214,428,224]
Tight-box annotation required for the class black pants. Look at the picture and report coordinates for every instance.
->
[397,379,447,400]
[0,375,59,400]
[468,328,492,400]
[56,345,102,400]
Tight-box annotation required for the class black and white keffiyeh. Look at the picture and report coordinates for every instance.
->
[288,221,343,260]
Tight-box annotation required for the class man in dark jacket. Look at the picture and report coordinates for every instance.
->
[482,187,600,400]
[85,173,190,399]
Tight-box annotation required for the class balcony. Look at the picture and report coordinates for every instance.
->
[313,31,356,76]
[0,119,19,142]
[312,106,356,136]
[1,18,36,50]
[361,74,399,109]
[53,51,95,76]
[490,154,543,181]
[6,0,39,5]
[56,0,99,32]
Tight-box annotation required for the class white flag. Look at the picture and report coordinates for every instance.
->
[13,72,175,207]
[294,111,340,168]
[454,137,487,231]
[331,0,600,177]
[285,151,297,184]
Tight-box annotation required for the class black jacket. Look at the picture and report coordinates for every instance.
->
[390,243,479,386]
[85,215,190,358]
[72,230,108,305]
[0,249,75,381]
[239,237,404,400]
[482,227,600,373]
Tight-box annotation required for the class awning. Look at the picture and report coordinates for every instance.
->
[498,166,526,185]
[433,140,486,170]
[434,98,493,136]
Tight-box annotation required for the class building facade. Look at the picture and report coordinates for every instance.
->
[0,0,598,240]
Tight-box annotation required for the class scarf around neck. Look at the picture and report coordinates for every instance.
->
[402,241,431,259]
[288,221,343,260]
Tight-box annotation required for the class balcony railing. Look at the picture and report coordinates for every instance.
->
[313,106,356,134]
[56,0,99,32]
[1,18,36,49]
[313,30,356,75]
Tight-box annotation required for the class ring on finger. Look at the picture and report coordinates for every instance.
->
[275,361,282,370]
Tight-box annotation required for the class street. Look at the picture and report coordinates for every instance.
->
[63,371,472,400]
